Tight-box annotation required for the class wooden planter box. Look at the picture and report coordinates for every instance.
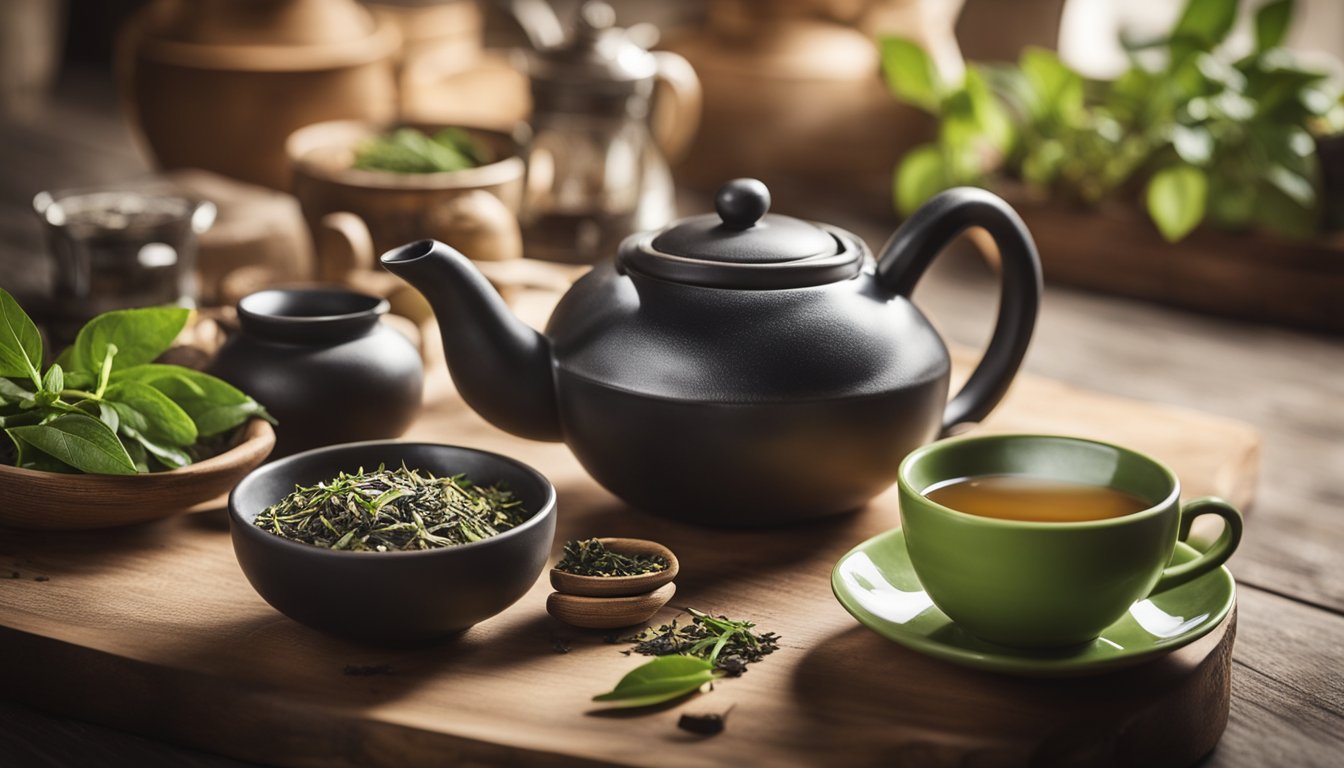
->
[995,188,1344,335]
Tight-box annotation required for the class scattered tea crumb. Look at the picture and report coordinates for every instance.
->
[7,571,18,579]
[551,635,572,654]
[33,575,49,582]
[343,664,393,677]
[621,609,779,677]
[556,538,668,577]
[678,705,734,735]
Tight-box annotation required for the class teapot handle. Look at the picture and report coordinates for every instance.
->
[651,51,703,164]
[875,187,1042,434]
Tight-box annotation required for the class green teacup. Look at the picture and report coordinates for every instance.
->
[898,434,1243,648]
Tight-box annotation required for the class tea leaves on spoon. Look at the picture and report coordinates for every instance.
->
[0,288,43,384]
[556,538,669,577]
[7,413,137,475]
[591,655,719,709]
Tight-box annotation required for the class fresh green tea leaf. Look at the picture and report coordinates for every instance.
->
[1170,125,1214,165]
[97,402,120,434]
[880,36,943,112]
[112,365,274,436]
[0,377,35,407]
[57,307,189,373]
[7,413,136,475]
[1146,164,1209,242]
[963,67,1014,153]
[1019,47,1083,120]
[120,425,192,469]
[1255,0,1294,52]
[894,144,948,215]
[123,438,149,473]
[0,288,43,383]
[0,410,46,429]
[105,380,197,446]
[592,656,719,709]
[1263,163,1316,208]
[1172,0,1238,49]
[62,370,95,390]
[6,431,77,473]
[41,364,64,396]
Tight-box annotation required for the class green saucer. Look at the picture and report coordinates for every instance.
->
[831,528,1236,677]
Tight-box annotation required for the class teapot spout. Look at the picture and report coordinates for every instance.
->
[380,240,562,442]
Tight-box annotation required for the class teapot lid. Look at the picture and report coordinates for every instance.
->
[623,179,865,289]
[527,1,657,110]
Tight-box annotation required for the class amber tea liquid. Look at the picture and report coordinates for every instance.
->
[924,474,1151,523]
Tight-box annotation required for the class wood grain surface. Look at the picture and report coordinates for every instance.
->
[0,324,1257,767]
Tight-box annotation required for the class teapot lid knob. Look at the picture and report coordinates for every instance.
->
[715,178,771,230]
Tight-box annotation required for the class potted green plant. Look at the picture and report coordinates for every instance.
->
[881,0,1344,333]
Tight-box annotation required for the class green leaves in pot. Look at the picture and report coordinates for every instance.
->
[0,288,274,475]
[352,127,492,174]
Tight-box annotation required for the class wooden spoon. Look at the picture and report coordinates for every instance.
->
[549,538,679,597]
[546,583,677,630]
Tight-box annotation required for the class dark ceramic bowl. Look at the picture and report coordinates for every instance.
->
[228,441,556,644]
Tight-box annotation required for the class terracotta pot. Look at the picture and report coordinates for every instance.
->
[118,0,399,190]
[662,0,963,208]
[286,120,525,269]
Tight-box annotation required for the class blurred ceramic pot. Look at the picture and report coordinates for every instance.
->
[117,0,399,190]
[286,120,525,269]
[662,0,963,207]
[207,289,424,458]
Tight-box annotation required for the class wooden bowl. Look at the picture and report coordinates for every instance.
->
[549,538,679,597]
[0,419,275,531]
[546,583,677,630]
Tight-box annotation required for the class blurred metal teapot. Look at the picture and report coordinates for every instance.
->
[518,1,702,264]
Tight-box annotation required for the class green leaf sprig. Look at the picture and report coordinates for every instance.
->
[0,288,274,475]
[591,609,780,710]
[885,0,1344,242]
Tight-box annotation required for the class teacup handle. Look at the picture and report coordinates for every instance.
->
[1150,497,1244,594]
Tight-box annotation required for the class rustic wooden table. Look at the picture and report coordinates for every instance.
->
[1,70,1341,767]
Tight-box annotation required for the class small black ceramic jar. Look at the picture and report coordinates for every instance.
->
[209,289,424,458]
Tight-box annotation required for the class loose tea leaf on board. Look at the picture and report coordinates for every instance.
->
[591,655,719,709]
[677,705,734,736]
[593,610,779,712]
[621,609,780,677]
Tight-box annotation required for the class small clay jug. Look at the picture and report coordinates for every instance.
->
[208,289,423,458]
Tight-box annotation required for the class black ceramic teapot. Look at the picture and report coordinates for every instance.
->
[382,179,1041,526]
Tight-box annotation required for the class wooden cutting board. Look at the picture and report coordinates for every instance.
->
[0,292,1259,768]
